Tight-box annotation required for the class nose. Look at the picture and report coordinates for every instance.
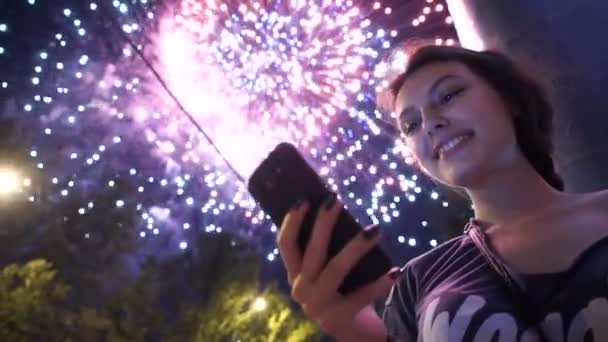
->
[424,115,449,137]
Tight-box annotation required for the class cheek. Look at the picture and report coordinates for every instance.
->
[409,144,433,174]
[412,140,432,162]
[476,110,518,150]
[470,93,514,131]
[404,139,423,160]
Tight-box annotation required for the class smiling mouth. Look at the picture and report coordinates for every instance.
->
[435,133,474,160]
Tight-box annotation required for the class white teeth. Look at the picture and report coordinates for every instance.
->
[439,135,469,156]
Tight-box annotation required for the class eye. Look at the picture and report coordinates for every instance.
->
[438,88,463,106]
[403,121,419,135]
[440,93,454,105]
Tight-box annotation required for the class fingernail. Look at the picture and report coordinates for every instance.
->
[362,224,381,240]
[291,199,305,211]
[388,267,402,280]
[323,193,337,210]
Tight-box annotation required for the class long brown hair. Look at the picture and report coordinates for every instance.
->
[381,44,564,195]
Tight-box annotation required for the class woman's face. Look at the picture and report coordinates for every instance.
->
[394,61,523,190]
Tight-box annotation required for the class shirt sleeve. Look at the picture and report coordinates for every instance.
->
[381,262,418,341]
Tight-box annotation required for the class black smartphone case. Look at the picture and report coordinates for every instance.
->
[248,142,393,295]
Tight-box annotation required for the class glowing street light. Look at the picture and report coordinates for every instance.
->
[251,296,267,312]
[0,168,21,195]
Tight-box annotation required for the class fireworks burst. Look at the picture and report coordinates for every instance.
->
[152,0,399,175]
[1,0,457,257]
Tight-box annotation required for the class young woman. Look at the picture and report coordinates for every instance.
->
[277,45,608,342]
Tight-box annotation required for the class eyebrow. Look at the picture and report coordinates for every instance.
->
[397,74,460,120]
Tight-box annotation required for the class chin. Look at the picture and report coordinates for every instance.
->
[435,159,488,190]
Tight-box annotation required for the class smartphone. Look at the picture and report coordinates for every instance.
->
[248,142,393,296]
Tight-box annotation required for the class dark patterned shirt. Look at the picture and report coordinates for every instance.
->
[382,233,608,341]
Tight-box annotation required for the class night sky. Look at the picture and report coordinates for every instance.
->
[0,0,472,309]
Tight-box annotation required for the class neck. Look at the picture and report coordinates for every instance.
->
[465,159,567,227]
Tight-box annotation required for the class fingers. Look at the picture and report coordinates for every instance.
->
[277,200,309,286]
[293,194,342,303]
[316,267,401,332]
[302,224,385,317]
[279,192,399,334]
[316,224,384,295]
[337,267,401,314]
[300,194,341,282]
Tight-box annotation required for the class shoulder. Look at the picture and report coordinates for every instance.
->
[584,189,608,214]
[557,190,608,236]
[555,189,608,218]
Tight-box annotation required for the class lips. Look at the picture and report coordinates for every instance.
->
[433,132,474,160]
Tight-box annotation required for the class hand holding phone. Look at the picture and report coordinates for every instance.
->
[247,142,395,295]
[247,143,401,336]
[276,194,401,338]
